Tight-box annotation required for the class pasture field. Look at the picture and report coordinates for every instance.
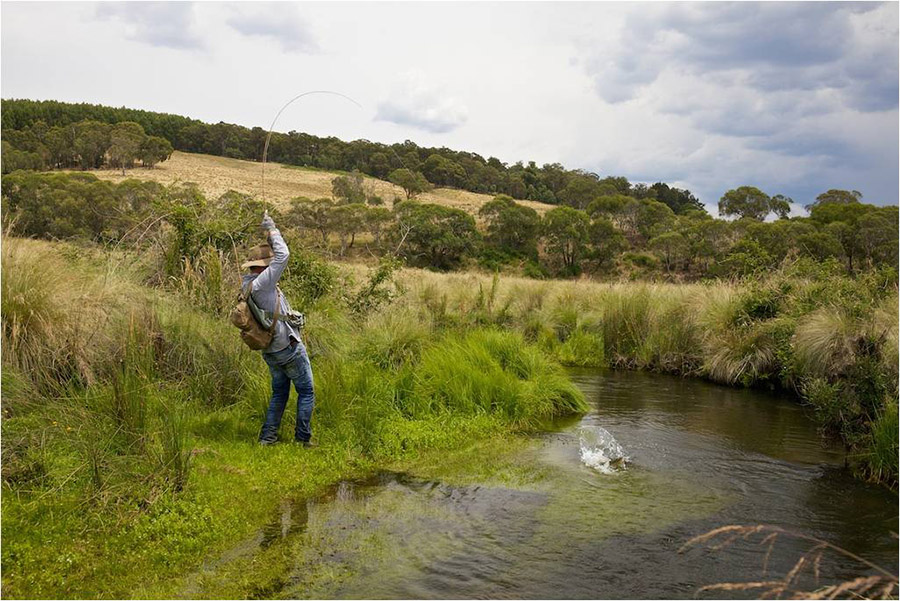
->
[81,151,554,217]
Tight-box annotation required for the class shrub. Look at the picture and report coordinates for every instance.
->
[279,245,339,311]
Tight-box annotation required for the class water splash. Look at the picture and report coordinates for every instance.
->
[578,426,627,473]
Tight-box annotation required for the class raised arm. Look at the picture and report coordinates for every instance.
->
[252,212,290,293]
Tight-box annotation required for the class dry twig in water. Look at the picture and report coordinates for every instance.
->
[679,524,898,599]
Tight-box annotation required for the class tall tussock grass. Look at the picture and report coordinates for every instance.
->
[1,238,199,501]
[355,307,431,369]
[2,237,134,392]
[310,329,586,457]
[597,285,654,364]
[793,306,870,378]
[703,323,779,386]
[414,330,586,425]
[153,305,259,408]
[867,400,899,485]
[175,245,235,316]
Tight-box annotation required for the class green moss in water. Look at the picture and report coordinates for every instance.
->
[170,433,730,599]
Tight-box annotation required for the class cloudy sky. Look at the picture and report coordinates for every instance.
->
[2,1,898,213]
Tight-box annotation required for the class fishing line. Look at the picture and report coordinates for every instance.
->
[259,90,363,211]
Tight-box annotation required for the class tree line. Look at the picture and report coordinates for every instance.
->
[2,170,896,281]
[2,117,173,174]
[1,98,704,212]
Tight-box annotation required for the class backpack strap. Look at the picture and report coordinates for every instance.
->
[269,288,282,334]
[260,287,293,322]
[244,282,271,329]
[244,282,291,330]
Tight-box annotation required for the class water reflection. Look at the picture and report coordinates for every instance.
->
[568,367,845,465]
[261,498,310,547]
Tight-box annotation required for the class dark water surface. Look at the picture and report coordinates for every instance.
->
[213,370,899,599]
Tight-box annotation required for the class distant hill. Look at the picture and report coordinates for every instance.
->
[1,98,702,213]
[79,150,555,217]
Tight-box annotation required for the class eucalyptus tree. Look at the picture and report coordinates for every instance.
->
[479,195,541,260]
[718,186,790,221]
[542,206,590,275]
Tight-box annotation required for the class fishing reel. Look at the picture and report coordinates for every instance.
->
[283,309,306,329]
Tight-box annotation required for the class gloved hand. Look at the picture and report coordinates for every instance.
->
[261,210,276,231]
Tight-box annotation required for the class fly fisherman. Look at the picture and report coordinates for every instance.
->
[241,211,315,446]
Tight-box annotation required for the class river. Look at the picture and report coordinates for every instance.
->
[192,369,899,599]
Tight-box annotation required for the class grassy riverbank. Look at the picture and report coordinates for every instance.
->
[2,235,897,597]
[0,236,585,598]
[383,263,897,485]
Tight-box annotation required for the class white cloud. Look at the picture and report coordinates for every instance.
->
[374,71,469,134]
[563,2,898,206]
[95,2,204,50]
[225,3,318,53]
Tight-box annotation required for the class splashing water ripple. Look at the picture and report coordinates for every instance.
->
[578,425,627,473]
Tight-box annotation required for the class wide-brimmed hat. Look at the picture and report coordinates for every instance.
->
[241,244,274,269]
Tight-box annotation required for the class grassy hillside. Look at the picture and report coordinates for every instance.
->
[80,151,555,217]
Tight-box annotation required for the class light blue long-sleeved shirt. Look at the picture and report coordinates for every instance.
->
[241,228,301,354]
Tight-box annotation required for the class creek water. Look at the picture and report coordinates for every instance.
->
[201,370,899,599]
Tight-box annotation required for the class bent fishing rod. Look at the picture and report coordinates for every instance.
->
[259,90,363,212]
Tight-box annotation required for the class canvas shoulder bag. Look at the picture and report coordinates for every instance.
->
[230,283,282,351]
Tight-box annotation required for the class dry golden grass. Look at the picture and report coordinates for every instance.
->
[85,151,554,217]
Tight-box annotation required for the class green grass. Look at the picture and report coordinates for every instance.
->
[867,399,899,484]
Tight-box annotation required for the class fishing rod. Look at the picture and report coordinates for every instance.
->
[259,90,363,212]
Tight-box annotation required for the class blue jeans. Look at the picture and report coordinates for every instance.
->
[259,341,315,443]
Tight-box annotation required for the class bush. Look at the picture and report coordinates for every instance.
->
[393,201,480,271]
[279,244,339,311]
